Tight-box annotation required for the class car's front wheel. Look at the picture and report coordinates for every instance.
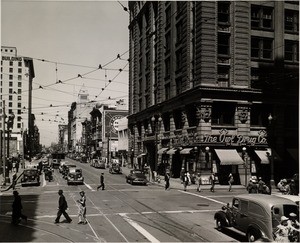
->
[247,229,260,242]
[215,218,223,231]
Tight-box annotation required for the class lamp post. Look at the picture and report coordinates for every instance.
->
[131,148,134,168]
[151,116,162,174]
[242,147,248,186]
[268,114,275,191]
[205,146,210,171]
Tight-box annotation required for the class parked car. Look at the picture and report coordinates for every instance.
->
[214,194,298,242]
[67,168,84,185]
[21,168,40,186]
[109,162,122,174]
[91,159,106,169]
[126,169,147,185]
[275,194,299,206]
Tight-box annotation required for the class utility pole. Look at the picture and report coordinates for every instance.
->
[28,68,32,162]
[2,100,6,185]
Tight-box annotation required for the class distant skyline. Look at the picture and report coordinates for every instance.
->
[1,0,129,146]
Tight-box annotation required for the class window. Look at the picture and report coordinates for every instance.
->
[233,199,239,209]
[165,57,171,77]
[218,33,230,56]
[176,49,183,71]
[17,109,21,115]
[176,78,182,95]
[218,66,230,81]
[139,78,142,94]
[9,88,13,94]
[18,103,21,108]
[285,40,299,62]
[176,21,183,43]
[18,82,22,88]
[9,61,13,66]
[9,68,13,73]
[17,117,21,121]
[218,1,230,23]
[251,5,273,30]
[9,81,13,87]
[18,61,22,67]
[212,102,235,126]
[18,75,22,81]
[18,89,21,94]
[9,75,13,80]
[165,31,171,53]
[18,96,21,101]
[18,68,22,73]
[250,104,272,127]
[9,95,12,100]
[165,83,170,100]
[9,102,12,107]
[251,37,273,60]
[285,10,299,33]
[17,123,21,129]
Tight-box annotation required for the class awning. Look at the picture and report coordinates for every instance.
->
[166,148,178,155]
[137,153,147,158]
[287,148,299,161]
[254,149,271,164]
[214,149,244,165]
[180,148,193,154]
[157,148,168,154]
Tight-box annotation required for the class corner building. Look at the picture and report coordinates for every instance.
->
[128,1,299,185]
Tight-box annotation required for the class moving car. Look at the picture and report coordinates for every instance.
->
[126,169,147,185]
[109,162,122,174]
[62,163,76,178]
[67,168,84,185]
[91,159,106,169]
[21,168,40,186]
[214,194,298,242]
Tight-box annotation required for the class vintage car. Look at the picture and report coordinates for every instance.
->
[214,194,298,242]
[109,162,122,174]
[62,164,77,178]
[21,168,40,186]
[58,161,67,173]
[67,168,84,185]
[126,169,147,185]
[51,159,60,169]
[91,159,106,169]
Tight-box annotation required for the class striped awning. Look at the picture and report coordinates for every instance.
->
[180,148,193,154]
[166,148,178,155]
[157,148,168,154]
[255,149,271,164]
[214,149,244,165]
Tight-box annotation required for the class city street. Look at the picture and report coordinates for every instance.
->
[0,159,248,242]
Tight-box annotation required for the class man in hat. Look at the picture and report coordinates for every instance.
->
[288,212,300,242]
[97,173,105,191]
[55,189,72,223]
[274,216,290,242]
[11,190,27,225]
[77,191,87,224]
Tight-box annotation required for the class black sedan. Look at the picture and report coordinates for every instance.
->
[126,169,147,185]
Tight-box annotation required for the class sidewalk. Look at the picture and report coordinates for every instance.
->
[121,166,246,191]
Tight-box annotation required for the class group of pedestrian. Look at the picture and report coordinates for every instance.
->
[274,213,300,242]
[247,177,270,194]
[277,178,298,195]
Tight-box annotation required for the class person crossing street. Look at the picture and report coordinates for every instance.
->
[55,189,72,224]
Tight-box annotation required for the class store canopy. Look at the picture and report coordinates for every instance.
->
[180,148,193,154]
[137,153,147,158]
[157,148,168,154]
[214,149,244,165]
[254,149,271,164]
[166,148,178,155]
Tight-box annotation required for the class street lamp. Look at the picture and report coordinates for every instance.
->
[242,147,248,186]
[151,115,162,174]
[205,146,210,171]
[268,113,275,191]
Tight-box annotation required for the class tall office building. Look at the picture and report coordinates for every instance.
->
[128,1,299,185]
[1,46,35,156]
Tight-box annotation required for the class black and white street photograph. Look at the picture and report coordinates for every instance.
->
[0,1,299,242]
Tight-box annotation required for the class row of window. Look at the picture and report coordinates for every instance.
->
[1,61,22,67]
[0,122,22,129]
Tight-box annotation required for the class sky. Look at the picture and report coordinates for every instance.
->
[1,0,129,147]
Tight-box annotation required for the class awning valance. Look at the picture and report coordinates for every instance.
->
[137,153,147,158]
[157,148,168,154]
[255,149,271,164]
[180,148,193,154]
[214,149,244,165]
[166,148,178,155]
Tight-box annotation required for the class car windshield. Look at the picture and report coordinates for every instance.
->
[24,170,37,176]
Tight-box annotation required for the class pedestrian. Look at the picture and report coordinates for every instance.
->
[12,172,17,190]
[15,161,19,173]
[54,189,72,224]
[183,173,189,191]
[186,172,191,186]
[77,191,87,224]
[210,172,216,192]
[274,216,290,242]
[11,190,27,225]
[288,212,300,242]
[196,173,202,192]
[164,172,170,190]
[257,177,265,193]
[97,173,105,190]
[228,173,234,192]
[289,179,297,195]
[247,178,257,193]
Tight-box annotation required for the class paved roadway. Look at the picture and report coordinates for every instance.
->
[0,158,249,242]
